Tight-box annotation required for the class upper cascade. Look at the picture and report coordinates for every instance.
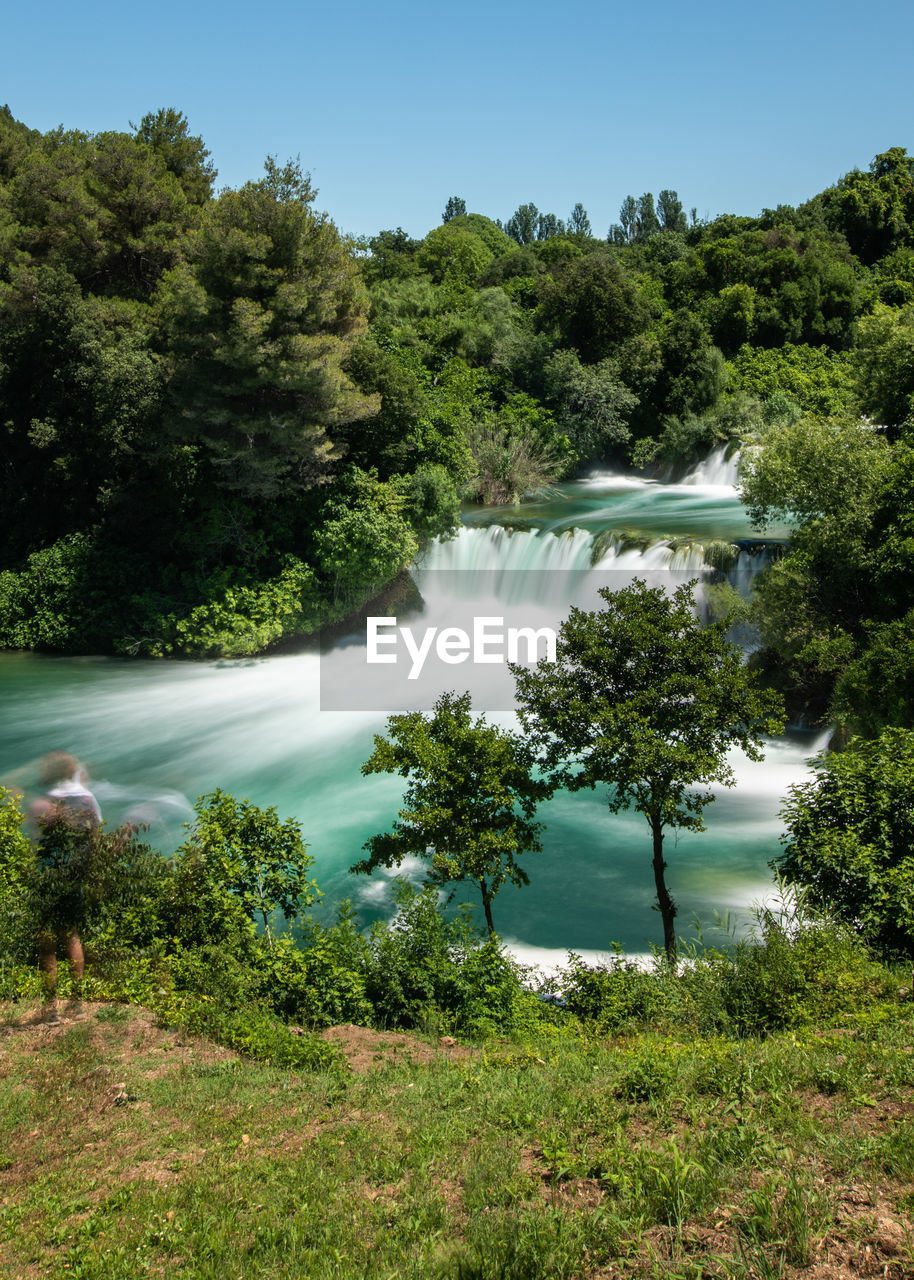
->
[680,444,741,489]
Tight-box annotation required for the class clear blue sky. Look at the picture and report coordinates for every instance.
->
[2,0,912,239]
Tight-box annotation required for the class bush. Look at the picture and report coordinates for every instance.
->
[0,787,34,961]
[257,916,373,1029]
[558,952,668,1032]
[721,900,891,1036]
[362,882,547,1036]
[159,991,344,1072]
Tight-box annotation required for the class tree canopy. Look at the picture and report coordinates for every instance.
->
[353,691,550,934]
[777,728,914,959]
[513,581,784,958]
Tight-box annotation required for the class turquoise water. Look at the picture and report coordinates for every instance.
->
[0,453,819,964]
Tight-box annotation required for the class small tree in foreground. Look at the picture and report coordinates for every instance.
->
[179,791,319,945]
[352,692,550,935]
[777,727,914,961]
[513,580,784,961]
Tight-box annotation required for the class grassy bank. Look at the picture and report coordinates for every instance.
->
[2,990,913,1280]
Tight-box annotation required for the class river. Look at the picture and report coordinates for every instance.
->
[0,447,825,965]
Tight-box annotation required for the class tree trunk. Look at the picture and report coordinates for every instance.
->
[479,879,495,936]
[650,817,677,963]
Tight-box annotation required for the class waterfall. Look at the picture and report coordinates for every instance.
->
[418,524,595,575]
[418,523,774,599]
[680,443,740,488]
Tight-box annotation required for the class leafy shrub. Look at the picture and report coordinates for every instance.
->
[449,938,545,1038]
[256,919,373,1029]
[159,991,344,1072]
[362,882,547,1036]
[721,903,891,1036]
[614,1048,679,1102]
[0,787,34,960]
[558,952,668,1032]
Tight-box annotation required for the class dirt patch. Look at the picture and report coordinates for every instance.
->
[318,1024,472,1073]
[0,1000,234,1069]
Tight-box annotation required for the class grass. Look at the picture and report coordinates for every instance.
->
[1,999,914,1278]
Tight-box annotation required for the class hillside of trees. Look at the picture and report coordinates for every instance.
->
[1,106,912,732]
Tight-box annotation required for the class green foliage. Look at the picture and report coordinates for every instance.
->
[123,557,323,658]
[777,729,914,959]
[740,412,889,530]
[355,692,549,934]
[831,610,914,735]
[542,349,635,458]
[161,989,343,1071]
[538,253,650,363]
[134,107,216,207]
[465,401,569,505]
[721,901,889,1035]
[179,790,318,942]
[729,341,856,416]
[266,911,373,1028]
[441,212,513,256]
[0,787,32,959]
[419,224,494,288]
[854,301,914,427]
[738,412,902,721]
[361,881,544,1035]
[393,463,461,546]
[514,581,784,958]
[80,826,173,958]
[157,157,376,499]
[817,146,914,264]
[161,843,257,952]
[559,951,667,1032]
[315,467,418,611]
[668,223,862,349]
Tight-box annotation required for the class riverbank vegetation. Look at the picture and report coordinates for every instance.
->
[3,773,914,1277]
[1,106,912,724]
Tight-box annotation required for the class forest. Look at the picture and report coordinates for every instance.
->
[0,105,912,740]
[3,108,914,1276]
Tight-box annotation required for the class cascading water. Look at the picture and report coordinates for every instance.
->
[679,443,741,488]
[0,451,813,960]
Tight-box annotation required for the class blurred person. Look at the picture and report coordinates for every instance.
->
[29,752,101,1024]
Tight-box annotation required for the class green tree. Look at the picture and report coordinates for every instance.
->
[505,202,540,246]
[536,212,565,240]
[777,728,914,959]
[363,227,421,283]
[538,253,650,364]
[729,342,855,416]
[818,146,914,264]
[157,157,376,499]
[636,193,660,240]
[543,348,636,458]
[737,412,904,725]
[615,195,639,244]
[442,195,466,221]
[568,202,591,236]
[315,467,419,611]
[418,223,493,288]
[179,790,319,945]
[854,302,914,428]
[657,189,687,233]
[134,107,216,207]
[513,581,784,959]
[353,691,550,935]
